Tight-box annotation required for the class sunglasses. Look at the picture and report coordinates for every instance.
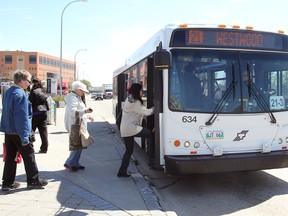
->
[24,79,31,84]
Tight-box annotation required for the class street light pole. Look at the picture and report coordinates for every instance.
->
[74,49,87,81]
[77,63,86,80]
[59,0,88,95]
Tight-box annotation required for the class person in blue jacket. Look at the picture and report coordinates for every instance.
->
[0,70,48,191]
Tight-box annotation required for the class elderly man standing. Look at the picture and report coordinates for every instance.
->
[0,70,48,191]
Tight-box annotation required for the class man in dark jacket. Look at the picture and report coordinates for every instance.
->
[0,70,48,191]
[29,78,49,153]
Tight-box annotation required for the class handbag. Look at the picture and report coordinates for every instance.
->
[69,111,94,150]
[69,112,82,151]
[80,124,94,147]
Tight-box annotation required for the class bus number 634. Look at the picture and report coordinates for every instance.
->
[182,116,197,123]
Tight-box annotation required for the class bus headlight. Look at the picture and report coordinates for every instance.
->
[184,141,190,148]
[194,142,200,148]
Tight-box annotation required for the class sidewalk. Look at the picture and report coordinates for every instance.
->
[0,98,170,216]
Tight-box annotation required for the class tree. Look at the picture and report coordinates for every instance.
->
[80,79,92,89]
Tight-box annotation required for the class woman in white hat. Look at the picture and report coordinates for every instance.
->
[63,81,94,171]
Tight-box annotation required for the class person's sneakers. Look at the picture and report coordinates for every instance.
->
[27,179,48,189]
[78,165,85,170]
[64,164,78,171]
[1,181,21,191]
[117,173,131,177]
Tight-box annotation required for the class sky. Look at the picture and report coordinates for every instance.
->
[1,0,288,86]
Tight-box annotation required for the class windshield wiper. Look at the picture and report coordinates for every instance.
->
[205,64,237,126]
[245,64,276,124]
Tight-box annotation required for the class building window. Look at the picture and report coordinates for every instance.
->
[29,55,37,64]
[5,55,12,64]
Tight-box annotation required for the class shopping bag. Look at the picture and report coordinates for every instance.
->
[3,143,22,163]
[16,152,22,163]
[80,125,94,148]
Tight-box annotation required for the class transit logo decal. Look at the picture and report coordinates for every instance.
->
[233,130,249,141]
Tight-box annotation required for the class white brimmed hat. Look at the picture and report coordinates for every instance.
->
[71,81,89,93]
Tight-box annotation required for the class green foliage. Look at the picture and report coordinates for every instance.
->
[80,79,92,89]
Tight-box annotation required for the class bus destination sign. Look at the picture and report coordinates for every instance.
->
[188,30,264,47]
[170,28,288,51]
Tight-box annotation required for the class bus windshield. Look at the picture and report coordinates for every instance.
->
[169,50,288,113]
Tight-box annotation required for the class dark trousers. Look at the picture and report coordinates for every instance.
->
[2,134,39,185]
[32,112,49,152]
[118,128,154,175]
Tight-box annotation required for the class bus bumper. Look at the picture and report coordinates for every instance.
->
[164,151,288,175]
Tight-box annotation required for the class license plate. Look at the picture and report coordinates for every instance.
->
[205,130,224,140]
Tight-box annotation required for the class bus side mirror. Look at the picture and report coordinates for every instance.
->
[154,50,171,69]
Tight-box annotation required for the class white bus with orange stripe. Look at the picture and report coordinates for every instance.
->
[113,24,288,175]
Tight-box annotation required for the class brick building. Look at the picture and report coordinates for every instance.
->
[0,50,74,84]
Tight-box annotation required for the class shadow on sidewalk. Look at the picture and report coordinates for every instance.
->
[0,121,164,215]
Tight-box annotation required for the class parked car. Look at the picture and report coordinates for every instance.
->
[91,93,97,99]
[94,93,104,100]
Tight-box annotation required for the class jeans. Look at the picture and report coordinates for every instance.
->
[65,149,82,167]
[118,128,154,175]
[2,134,40,185]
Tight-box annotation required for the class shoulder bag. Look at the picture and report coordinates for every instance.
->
[69,111,94,150]
[69,112,82,151]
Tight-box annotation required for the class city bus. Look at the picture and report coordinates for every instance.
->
[112,24,288,175]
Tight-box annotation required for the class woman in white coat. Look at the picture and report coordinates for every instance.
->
[118,83,154,177]
[64,81,94,171]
